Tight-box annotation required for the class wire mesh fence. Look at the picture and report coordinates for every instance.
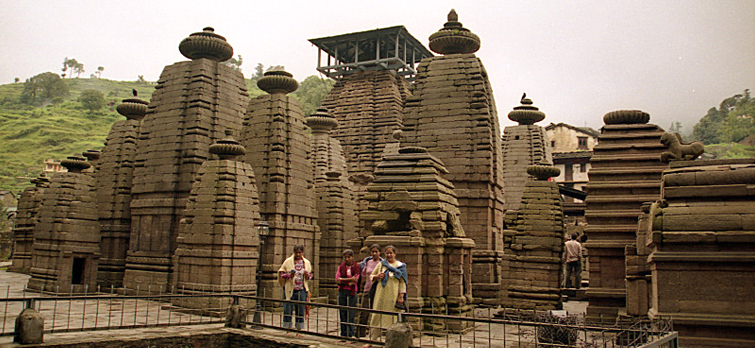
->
[0,285,676,348]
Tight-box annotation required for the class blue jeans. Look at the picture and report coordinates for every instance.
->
[283,289,307,330]
[338,289,358,337]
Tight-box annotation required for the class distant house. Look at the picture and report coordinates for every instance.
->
[43,159,67,173]
[545,123,599,205]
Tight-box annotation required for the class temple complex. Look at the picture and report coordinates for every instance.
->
[240,70,319,299]
[95,92,147,288]
[6,12,755,346]
[501,164,564,310]
[27,155,100,293]
[8,173,49,274]
[583,110,667,320]
[124,27,249,291]
[172,131,261,308]
[400,10,504,305]
[358,146,475,330]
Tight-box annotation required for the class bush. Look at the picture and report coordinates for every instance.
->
[79,89,105,113]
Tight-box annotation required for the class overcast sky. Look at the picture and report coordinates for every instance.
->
[2,0,753,131]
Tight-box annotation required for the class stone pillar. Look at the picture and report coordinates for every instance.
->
[95,92,147,288]
[125,27,248,291]
[647,159,755,348]
[584,110,666,321]
[501,164,564,310]
[400,10,504,305]
[241,70,320,299]
[359,146,475,332]
[27,155,100,294]
[172,131,261,310]
[8,173,49,274]
[307,108,358,301]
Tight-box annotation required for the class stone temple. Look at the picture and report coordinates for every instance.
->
[9,10,755,347]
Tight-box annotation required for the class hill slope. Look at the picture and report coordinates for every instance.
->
[0,74,332,196]
[0,78,156,194]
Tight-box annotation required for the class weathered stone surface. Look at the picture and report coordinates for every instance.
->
[240,72,319,299]
[501,164,564,310]
[359,147,475,331]
[8,174,49,274]
[95,93,147,288]
[14,308,43,344]
[401,13,504,301]
[646,161,755,347]
[172,134,261,310]
[27,156,101,294]
[321,70,411,217]
[584,111,667,321]
[124,29,248,291]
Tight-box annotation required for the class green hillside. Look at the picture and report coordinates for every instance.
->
[0,78,156,195]
[0,74,332,196]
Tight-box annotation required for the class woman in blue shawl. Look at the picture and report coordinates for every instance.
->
[366,245,407,344]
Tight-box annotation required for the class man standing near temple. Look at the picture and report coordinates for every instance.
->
[564,234,583,289]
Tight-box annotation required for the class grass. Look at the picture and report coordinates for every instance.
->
[0,78,156,194]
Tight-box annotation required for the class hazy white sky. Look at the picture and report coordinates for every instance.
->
[2,0,753,131]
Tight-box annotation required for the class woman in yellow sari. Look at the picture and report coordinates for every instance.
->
[366,245,407,345]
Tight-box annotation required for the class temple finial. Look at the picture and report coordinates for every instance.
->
[448,9,458,22]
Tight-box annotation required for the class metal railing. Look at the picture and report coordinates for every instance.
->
[0,287,677,348]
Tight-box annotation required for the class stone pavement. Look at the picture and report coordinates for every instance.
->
[0,266,589,347]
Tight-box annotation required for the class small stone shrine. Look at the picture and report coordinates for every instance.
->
[27,155,101,294]
[501,164,564,310]
[400,10,504,304]
[307,107,358,300]
[643,159,755,348]
[241,70,320,299]
[359,146,475,331]
[95,91,147,288]
[584,110,667,320]
[124,27,249,291]
[172,130,261,309]
[501,94,553,212]
[8,173,50,274]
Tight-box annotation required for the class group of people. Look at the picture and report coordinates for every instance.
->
[276,234,583,343]
[277,243,406,345]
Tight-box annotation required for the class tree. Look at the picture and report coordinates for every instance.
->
[291,75,335,116]
[79,89,105,113]
[14,78,20,83]
[692,89,755,144]
[61,57,68,78]
[96,66,104,79]
[137,75,146,83]
[223,55,243,72]
[19,72,70,105]
[63,58,85,78]
[250,63,285,82]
